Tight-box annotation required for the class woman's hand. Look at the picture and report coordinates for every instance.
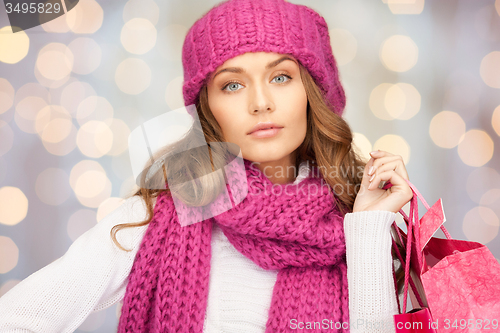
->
[352,150,413,213]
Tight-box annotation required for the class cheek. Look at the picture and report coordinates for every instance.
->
[285,87,308,129]
[207,103,242,143]
[207,87,230,136]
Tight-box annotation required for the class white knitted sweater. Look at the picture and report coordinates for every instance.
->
[0,162,399,332]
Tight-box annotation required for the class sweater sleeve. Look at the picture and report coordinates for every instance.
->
[0,195,152,333]
[343,210,399,333]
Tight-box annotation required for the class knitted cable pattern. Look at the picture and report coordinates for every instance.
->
[181,0,346,116]
[118,159,350,332]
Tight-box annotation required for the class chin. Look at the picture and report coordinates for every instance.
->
[241,149,294,165]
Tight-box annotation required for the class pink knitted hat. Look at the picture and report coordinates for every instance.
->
[181,0,346,116]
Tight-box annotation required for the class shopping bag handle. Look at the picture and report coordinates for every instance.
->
[383,180,451,240]
[402,179,452,240]
[390,179,452,314]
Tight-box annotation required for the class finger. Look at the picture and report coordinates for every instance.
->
[369,159,409,181]
[368,169,412,200]
[360,157,375,188]
[369,150,394,159]
[367,170,413,212]
[368,155,403,175]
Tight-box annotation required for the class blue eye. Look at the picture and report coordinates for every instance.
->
[272,74,291,84]
[221,73,292,93]
[224,82,243,92]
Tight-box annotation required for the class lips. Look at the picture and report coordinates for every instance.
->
[247,122,284,135]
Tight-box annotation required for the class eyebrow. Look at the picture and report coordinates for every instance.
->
[211,56,298,81]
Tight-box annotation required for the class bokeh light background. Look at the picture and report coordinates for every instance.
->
[1,0,500,331]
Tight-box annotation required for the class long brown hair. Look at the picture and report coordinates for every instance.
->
[110,59,405,295]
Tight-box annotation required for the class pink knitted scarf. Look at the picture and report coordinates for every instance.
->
[117,159,350,332]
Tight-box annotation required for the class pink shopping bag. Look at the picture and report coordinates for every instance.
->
[394,307,436,332]
[390,180,500,333]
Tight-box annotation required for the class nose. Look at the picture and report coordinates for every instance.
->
[248,82,275,114]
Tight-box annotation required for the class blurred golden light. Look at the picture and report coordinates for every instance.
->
[123,0,160,25]
[68,37,102,75]
[121,18,157,55]
[352,132,372,162]
[39,81,77,155]
[165,76,184,111]
[77,121,113,158]
[41,123,77,156]
[34,63,71,89]
[76,96,114,126]
[0,78,15,115]
[36,43,74,81]
[0,121,13,157]
[458,129,494,167]
[70,160,112,208]
[492,105,500,136]
[329,28,357,66]
[0,186,28,226]
[466,167,500,203]
[0,26,29,64]
[75,170,112,208]
[385,84,405,117]
[107,119,131,156]
[463,206,499,245]
[480,51,500,89]
[66,0,103,34]
[41,10,70,33]
[496,0,500,16]
[387,0,424,15]
[0,236,19,274]
[115,58,151,95]
[373,134,411,164]
[70,160,104,189]
[44,119,75,145]
[75,170,107,198]
[369,83,395,120]
[97,197,125,222]
[380,35,418,72]
[35,105,72,140]
[157,24,188,62]
[385,83,421,120]
[480,189,500,206]
[14,82,50,105]
[429,111,466,148]
[60,81,96,115]
[15,96,48,134]
[67,209,97,241]
[35,168,71,206]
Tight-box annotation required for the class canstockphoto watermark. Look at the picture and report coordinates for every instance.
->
[289,318,394,330]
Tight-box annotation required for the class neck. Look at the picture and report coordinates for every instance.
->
[250,154,299,185]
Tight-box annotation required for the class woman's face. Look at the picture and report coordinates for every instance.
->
[206,52,308,176]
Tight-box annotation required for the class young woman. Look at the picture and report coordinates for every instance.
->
[0,0,413,332]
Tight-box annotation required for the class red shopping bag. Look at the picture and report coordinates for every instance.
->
[390,180,500,333]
